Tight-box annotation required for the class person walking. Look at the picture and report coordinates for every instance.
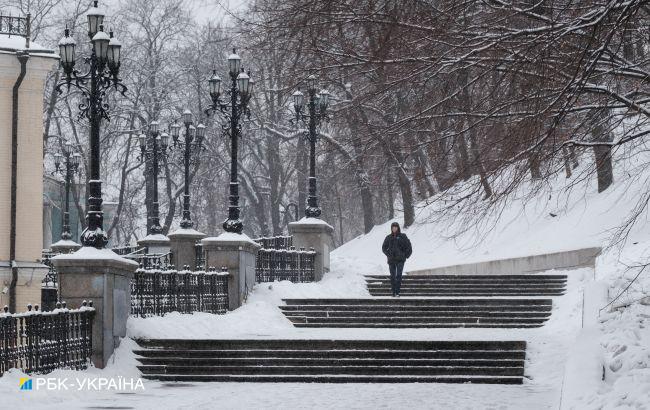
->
[381,222,412,297]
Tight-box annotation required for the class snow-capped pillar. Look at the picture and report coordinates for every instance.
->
[201,233,261,310]
[288,218,334,281]
[168,228,205,271]
[137,234,170,255]
[50,239,81,254]
[52,248,138,368]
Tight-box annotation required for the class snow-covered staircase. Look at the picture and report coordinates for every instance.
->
[133,272,570,384]
[279,298,553,328]
[134,339,527,384]
[365,274,567,297]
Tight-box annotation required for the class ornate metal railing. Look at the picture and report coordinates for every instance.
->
[40,251,59,311]
[0,14,29,37]
[111,245,144,256]
[123,252,172,270]
[254,235,293,250]
[0,301,94,376]
[256,246,316,283]
[131,267,229,317]
[195,242,205,270]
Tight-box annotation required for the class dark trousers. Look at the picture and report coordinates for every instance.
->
[388,261,405,296]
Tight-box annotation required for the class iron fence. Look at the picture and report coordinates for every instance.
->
[0,14,29,37]
[254,235,293,250]
[131,267,229,317]
[256,246,316,283]
[123,252,172,270]
[40,251,59,311]
[195,242,205,270]
[0,301,94,376]
[111,245,144,256]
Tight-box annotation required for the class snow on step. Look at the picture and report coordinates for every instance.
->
[364,274,568,297]
[278,298,554,329]
[134,339,527,384]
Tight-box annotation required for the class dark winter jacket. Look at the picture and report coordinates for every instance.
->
[382,228,412,264]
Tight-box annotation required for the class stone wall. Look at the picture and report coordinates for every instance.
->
[0,36,58,310]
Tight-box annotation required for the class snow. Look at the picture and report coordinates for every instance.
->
[290,216,334,228]
[49,239,81,249]
[4,149,650,408]
[139,234,169,243]
[167,228,205,237]
[52,246,139,266]
[334,153,650,274]
[0,34,57,58]
[202,232,258,245]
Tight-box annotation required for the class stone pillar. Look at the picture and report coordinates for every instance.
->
[52,247,138,368]
[50,239,81,254]
[201,233,260,310]
[288,218,334,281]
[168,228,205,270]
[137,234,170,255]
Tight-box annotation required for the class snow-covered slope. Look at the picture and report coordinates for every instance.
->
[332,146,650,274]
[330,147,650,409]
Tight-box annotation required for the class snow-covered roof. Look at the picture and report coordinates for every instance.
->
[202,232,259,246]
[0,34,57,58]
[139,234,170,243]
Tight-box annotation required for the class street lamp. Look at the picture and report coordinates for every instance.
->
[56,0,126,248]
[205,48,254,234]
[171,110,205,229]
[292,75,330,218]
[138,121,169,235]
[53,140,81,241]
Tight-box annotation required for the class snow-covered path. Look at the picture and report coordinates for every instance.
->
[0,264,590,410]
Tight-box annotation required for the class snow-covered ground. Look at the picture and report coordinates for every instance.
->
[3,149,650,409]
[0,267,589,410]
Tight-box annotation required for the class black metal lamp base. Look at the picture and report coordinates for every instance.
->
[223,217,243,234]
[80,226,108,248]
[305,206,322,218]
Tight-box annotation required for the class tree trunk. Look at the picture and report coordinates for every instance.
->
[591,123,614,193]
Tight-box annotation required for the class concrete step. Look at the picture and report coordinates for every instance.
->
[138,364,524,377]
[367,292,565,296]
[279,310,552,318]
[366,279,567,284]
[365,274,568,280]
[366,285,567,291]
[282,298,553,306]
[136,357,523,367]
[285,316,549,324]
[135,339,527,384]
[291,322,544,328]
[366,287,566,292]
[140,374,525,384]
[279,304,552,312]
[134,349,526,360]
[136,339,526,351]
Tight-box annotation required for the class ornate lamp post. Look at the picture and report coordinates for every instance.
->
[170,110,205,229]
[205,49,254,234]
[292,75,330,218]
[56,0,126,248]
[138,121,169,235]
[53,141,81,241]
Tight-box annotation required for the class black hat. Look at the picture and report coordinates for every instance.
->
[391,222,400,228]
